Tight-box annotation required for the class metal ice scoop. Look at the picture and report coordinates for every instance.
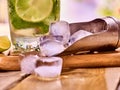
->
[60,16,120,55]
[39,16,120,56]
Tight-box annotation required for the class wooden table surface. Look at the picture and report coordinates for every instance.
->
[0,23,120,90]
[0,68,119,90]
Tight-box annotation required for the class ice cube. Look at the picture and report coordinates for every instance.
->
[69,30,93,45]
[34,57,63,79]
[20,54,39,75]
[49,21,70,45]
[40,39,65,56]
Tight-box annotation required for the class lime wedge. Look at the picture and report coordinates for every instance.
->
[0,36,11,52]
[15,0,53,22]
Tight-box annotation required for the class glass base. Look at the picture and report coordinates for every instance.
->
[34,74,61,81]
[11,37,40,54]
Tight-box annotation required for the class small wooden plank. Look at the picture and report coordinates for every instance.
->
[62,52,120,68]
[11,68,120,90]
[0,56,20,70]
[1,52,120,71]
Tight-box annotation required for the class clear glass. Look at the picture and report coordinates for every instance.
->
[7,0,60,54]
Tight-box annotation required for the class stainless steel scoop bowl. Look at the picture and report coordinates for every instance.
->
[60,16,120,55]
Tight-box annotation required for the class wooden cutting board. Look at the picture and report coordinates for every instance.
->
[0,51,120,70]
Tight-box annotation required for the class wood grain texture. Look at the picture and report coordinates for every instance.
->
[0,71,22,90]
[62,52,120,68]
[11,68,120,90]
[11,68,107,90]
[0,56,20,70]
[0,52,120,70]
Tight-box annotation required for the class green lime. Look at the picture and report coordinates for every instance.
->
[15,0,53,22]
[0,36,11,52]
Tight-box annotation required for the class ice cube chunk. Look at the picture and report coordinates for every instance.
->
[49,21,70,45]
[20,55,39,74]
[34,57,63,79]
[40,39,65,56]
[69,30,93,45]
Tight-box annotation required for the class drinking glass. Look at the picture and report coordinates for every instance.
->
[7,0,60,54]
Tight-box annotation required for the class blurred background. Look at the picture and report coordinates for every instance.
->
[0,0,8,23]
[0,0,120,54]
[0,0,120,23]
[60,0,120,22]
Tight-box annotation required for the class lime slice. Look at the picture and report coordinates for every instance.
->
[0,36,11,52]
[15,0,53,22]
